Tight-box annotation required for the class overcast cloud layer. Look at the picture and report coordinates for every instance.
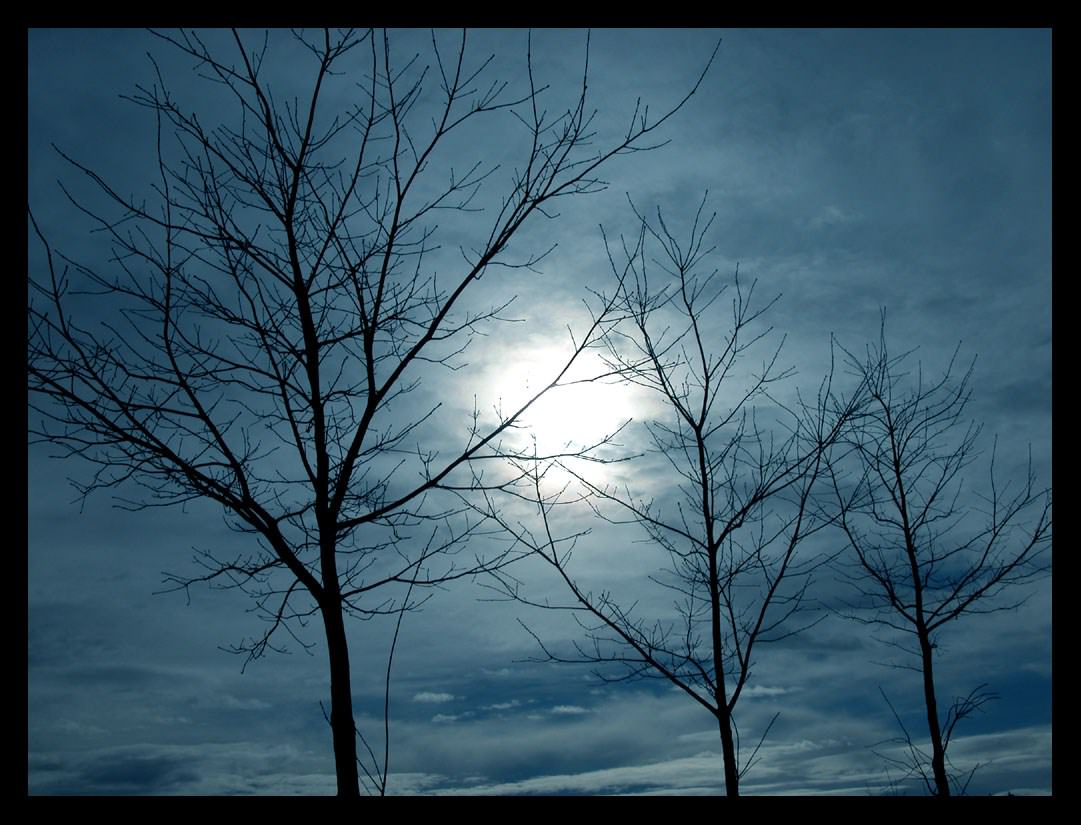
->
[28,28,1051,795]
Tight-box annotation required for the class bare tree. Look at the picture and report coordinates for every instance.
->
[28,28,717,796]
[827,322,1051,796]
[478,196,861,796]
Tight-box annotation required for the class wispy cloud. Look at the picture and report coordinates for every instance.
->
[483,699,524,711]
[431,711,475,724]
[412,691,456,704]
[435,751,726,795]
[195,693,272,711]
[741,685,800,698]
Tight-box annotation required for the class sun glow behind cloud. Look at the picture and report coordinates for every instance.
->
[481,343,649,470]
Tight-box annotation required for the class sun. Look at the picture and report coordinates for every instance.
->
[481,341,639,465]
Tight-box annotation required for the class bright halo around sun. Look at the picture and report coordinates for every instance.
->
[482,341,638,468]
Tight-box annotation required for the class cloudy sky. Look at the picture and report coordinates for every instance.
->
[28,28,1051,796]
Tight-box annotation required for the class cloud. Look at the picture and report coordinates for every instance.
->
[423,724,1050,796]
[550,705,590,716]
[741,685,800,698]
[196,693,272,712]
[805,204,861,229]
[434,751,728,796]
[483,700,524,711]
[28,741,337,796]
[412,691,455,704]
[431,712,475,724]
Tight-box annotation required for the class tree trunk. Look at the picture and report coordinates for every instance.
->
[717,706,740,796]
[323,599,361,797]
[708,534,739,796]
[918,627,950,797]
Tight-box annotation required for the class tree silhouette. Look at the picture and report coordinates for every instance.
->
[28,28,717,795]
[477,196,861,796]
[827,322,1051,796]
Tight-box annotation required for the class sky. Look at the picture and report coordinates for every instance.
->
[27,28,1052,796]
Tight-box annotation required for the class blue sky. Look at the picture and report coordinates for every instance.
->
[28,28,1051,795]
